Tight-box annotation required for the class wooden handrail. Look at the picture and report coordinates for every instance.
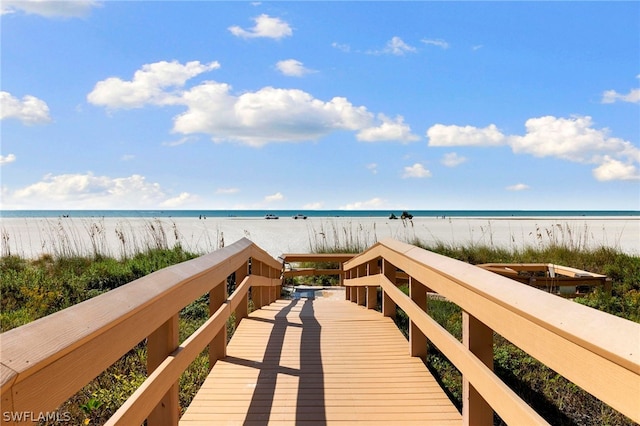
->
[343,238,640,424]
[0,238,282,425]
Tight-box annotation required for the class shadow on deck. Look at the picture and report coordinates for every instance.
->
[180,297,461,425]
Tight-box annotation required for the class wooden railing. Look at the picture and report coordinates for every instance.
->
[342,238,640,426]
[0,238,282,425]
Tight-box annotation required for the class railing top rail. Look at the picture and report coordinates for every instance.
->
[0,238,280,399]
[280,253,356,263]
[345,238,639,374]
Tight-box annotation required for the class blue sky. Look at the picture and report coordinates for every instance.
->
[1,1,639,211]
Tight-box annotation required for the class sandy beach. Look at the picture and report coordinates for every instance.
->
[1,215,638,259]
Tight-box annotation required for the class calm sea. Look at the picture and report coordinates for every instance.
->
[1,210,638,218]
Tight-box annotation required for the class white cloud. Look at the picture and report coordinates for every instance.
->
[441,152,467,167]
[601,76,640,104]
[1,0,100,18]
[510,116,639,164]
[427,123,506,147]
[368,36,416,56]
[366,163,378,174]
[216,187,239,194]
[304,202,324,209]
[332,42,351,53]
[3,173,179,209]
[120,154,135,161]
[357,114,420,143]
[385,36,416,55]
[340,197,385,210]
[428,115,640,182]
[228,14,292,40]
[174,84,373,146]
[506,183,530,191]
[0,154,17,165]
[592,156,639,181]
[402,163,432,178]
[1,91,51,124]
[276,59,314,77]
[89,60,419,146]
[87,60,220,109]
[264,192,284,203]
[161,192,198,207]
[421,38,450,49]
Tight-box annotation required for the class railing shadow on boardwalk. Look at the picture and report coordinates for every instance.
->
[235,297,325,425]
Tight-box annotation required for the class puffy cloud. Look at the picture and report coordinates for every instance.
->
[4,173,182,209]
[357,114,420,143]
[427,123,507,147]
[427,115,640,181]
[264,192,284,203]
[601,76,640,104]
[592,157,639,181]
[366,163,378,174]
[276,59,315,77]
[441,152,467,167]
[0,154,16,165]
[1,91,51,124]
[368,36,416,56]
[89,60,418,146]
[402,163,432,178]
[506,183,530,191]
[510,116,639,164]
[340,197,385,210]
[87,60,220,109]
[1,0,100,17]
[421,38,450,49]
[228,14,292,40]
[161,192,198,207]
[173,84,374,146]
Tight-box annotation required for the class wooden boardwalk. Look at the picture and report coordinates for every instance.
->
[180,296,462,425]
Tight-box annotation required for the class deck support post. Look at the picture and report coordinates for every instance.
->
[147,314,179,426]
[382,260,396,319]
[235,261,249,325]
[367,259,380,309]
[462,312,494,426]
[357,287,366,306]
[209,281,227,370]
[410,277,428,361]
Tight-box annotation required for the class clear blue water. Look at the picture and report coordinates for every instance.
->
[0,209,637,218]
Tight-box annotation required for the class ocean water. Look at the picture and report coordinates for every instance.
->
[1,209,638,219]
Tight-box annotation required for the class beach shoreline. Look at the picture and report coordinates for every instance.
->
[2,215,638,259]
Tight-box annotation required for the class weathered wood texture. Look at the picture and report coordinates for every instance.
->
[180,298,461,425]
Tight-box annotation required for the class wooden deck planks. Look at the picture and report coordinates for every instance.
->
[180,298,462,425]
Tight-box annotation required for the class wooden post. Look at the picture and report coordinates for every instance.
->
[209,281,226,370]
[462,312,494,426]
[357,286,366,306]
[366,286,377,309]
[147,315,179,426]
[367,258,380,310]
[235,261,248,324]
[253,286,263,310]
[410,277,428,361]
[382,259,396,318]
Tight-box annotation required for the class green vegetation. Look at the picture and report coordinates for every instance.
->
[1,222,638,425]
